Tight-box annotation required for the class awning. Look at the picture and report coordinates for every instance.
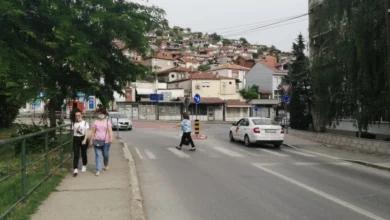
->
[136,88,154,95]
[226,102,251,108]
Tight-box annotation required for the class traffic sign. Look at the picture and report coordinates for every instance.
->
[282,94,291,103]
[281,83,292,94]
[194,93,201,104]
[184,97,190,106]
[253,105,259,111]
[150,94,163,101]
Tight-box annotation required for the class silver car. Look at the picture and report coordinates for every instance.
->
[108,112,132,131]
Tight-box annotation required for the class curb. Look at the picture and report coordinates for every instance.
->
[342,159,390,172]
[121,140,146,220]
[282,143,390,172]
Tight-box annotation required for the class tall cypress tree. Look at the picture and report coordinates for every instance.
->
[286,34,311,130]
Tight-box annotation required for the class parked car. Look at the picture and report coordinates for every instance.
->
[229,117,284,148]
[108,112,132,131]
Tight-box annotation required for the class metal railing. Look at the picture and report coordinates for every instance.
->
[0,124,73,219]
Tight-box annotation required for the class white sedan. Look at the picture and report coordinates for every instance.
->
[229,117,285,148]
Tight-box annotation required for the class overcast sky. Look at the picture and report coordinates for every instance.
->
[134,0,309,52]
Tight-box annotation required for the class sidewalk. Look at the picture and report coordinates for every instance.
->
[31,142,132,220]
[284,134,390,170]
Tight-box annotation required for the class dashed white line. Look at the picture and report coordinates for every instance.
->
[135,148,143,159]
[213,147,244,157]
[232,147,265,157]
[167,148,191,159]
[259,149,289,157]
[252,164,387,220]
[284,149,317,157]
[144,149,156,160]
[253,163,280,167]
[293,162,320,166]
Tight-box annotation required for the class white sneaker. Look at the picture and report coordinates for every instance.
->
[81,166,87,172]
[95,171,100,176]
[73,169,78,177]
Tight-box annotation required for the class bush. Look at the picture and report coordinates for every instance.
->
[10,121,52,155]
[356,132,376,139]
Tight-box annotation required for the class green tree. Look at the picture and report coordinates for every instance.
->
[210,33,222,42]
[222,39,231,46]
[311,0,389,134]
[239,85,259,100]
[239,37,249,46]
[155,29,163,36]
[1,0,167,127]
[198,65,211,71]
[286,34,312,130]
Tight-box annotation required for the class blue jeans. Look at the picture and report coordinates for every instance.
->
[94,143,111,172]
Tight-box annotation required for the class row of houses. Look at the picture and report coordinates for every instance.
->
[21,35,291,122]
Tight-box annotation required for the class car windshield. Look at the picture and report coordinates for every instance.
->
[252,119,278,125]
[109,113,127,118]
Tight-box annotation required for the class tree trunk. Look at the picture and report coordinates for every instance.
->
[48,98,57,128]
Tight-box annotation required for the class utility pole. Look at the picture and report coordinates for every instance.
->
[386,0,390,90]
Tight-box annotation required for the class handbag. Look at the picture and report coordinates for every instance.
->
[93,120,108,148]
[183,138,190,146]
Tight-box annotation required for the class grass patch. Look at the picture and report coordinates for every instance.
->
[0,124,18,140]
[0,130,73,219]
[6,169,67,220]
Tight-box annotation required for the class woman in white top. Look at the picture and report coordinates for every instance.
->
[72,109,90,177]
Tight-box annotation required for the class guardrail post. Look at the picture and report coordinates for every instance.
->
[21,139,27,203]
[59,126,64,168]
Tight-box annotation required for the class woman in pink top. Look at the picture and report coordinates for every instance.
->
[89,108,113,176]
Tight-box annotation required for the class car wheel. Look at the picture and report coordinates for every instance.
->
[244,135,251,147]
[274,143,281,148]
[229,131,235,142]
[128,127,132,131]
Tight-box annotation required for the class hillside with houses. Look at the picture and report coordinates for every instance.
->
[24,26,296,122]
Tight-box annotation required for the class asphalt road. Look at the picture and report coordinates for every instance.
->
[120,123,390,220]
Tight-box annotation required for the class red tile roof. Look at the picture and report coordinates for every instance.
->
[156,51,175,61]
[259,61,288,73]
[208,64,251,71]
[178,97,224,104]
[180,57,200,64]
[157,67,193,75]
[189,72,234,80]
[226,101,251,107]
[167,72,235,83]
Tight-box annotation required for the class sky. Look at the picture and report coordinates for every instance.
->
[133,0,309,52]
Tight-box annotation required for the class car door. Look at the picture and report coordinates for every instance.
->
[232,119,243,140]
[237,118,249,140]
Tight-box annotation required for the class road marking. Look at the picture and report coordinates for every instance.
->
[167,148,191,159]
[288,147,342,160]
[259,149,289,157]
[213,147,244,157]
[293,162,320,166]
[328,162,352,166]
[232,147,265,157]
[284,149,317,157]
[144,149,156,160]
[198,148,219,158]
[135,148,143,160]
[252,164,387,220]
[254,163,280,167]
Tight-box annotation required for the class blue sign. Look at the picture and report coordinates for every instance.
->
[282,94,291,104]
[150,94,163,101]
[88,97,95,110]
[193,93,201,104]
[253,105,259,111]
